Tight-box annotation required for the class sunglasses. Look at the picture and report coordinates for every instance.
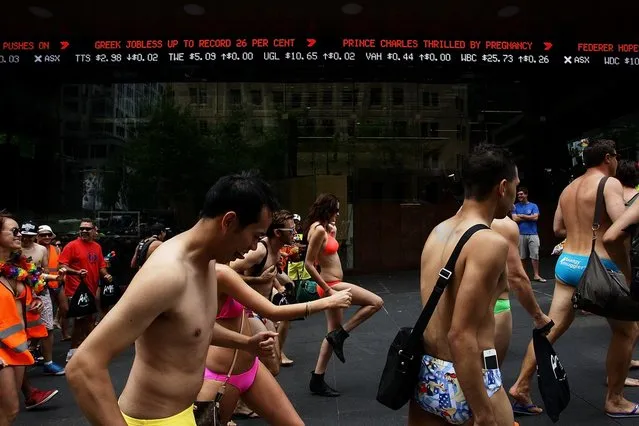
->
[79,227,94,232]
[4,227,20,237]
[39,233,53,237]
[277,228,296,233]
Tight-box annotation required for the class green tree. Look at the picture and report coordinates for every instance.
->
[115,98,214,220]
[102,99,292,224]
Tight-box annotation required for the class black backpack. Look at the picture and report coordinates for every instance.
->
[136,237,157,269]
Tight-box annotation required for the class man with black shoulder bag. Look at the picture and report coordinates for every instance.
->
[377,144,519,426]
[510,139,639,419]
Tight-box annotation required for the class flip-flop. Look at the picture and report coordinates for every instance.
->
[511,401,543,416]
[630,360,639,370]
[533,278,547,283]
[281,359,295,367]
[606,403,639,418]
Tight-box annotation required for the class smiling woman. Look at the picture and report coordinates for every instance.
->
[0,211,38,424]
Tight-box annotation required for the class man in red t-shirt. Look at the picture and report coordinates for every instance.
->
[58,218,112,363]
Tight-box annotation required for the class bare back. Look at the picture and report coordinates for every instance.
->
[559,172,624,258]
[308,222,343,282]
[118,234,218,418]
[420,217,508,361]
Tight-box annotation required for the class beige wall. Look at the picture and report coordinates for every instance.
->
[272,175,348,238]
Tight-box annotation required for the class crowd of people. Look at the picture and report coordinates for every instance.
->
[2,140,639,425]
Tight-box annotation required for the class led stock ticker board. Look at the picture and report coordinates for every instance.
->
[1,37,639,68]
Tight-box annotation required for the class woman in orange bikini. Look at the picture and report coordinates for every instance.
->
[303,193,384,397]
[195,263,352,425]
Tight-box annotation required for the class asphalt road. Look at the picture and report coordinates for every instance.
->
[15,259,639,425]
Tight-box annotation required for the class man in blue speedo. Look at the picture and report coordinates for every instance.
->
[509,139,639,419]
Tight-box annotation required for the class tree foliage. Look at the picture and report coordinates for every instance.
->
[101,97,290,222]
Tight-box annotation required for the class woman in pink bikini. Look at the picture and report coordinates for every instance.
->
[303,193,384,397]
[195,263,352,425]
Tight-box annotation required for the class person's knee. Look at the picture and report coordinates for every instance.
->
[263,358,280,377]
[611,321,639,341]
[371,296,384,311]
[2,395,20,422]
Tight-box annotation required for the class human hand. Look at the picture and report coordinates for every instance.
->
[259,265,277,283]
[28,297,43,312]
[326,289,352,309]
[248,331,278,358]
[534,313,553,333]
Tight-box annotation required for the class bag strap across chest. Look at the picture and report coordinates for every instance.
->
[406,223,490,350]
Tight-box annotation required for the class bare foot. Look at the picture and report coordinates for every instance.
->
[604,398,639,416]
[508,385,543,415]
[630,360,639,369]
[281,353,295,367]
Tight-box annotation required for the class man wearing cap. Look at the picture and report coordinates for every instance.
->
[37,225,71,340]
[23,224,65,376]
[286,214,312,284]
[58,218,112,363]
[19,222,62,410]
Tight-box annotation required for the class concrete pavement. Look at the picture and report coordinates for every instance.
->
[15,257,639,425]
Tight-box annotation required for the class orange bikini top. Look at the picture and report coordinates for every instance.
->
[323,234,339,256]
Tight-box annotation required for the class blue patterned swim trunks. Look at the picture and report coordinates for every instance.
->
[414,354,502,425]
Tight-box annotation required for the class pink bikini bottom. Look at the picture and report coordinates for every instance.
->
[203,357,259,394]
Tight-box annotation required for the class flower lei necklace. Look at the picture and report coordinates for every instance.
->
[0,251,46,294]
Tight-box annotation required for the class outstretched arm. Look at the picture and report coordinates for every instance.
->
[604,201,639,246]
[494,220,550,329]
[604,178,632,280]
[66,265,184,426]
[216,264,350,321]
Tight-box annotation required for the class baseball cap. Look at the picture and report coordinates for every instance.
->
[293,214,301,222]
[20,222,38,236]
[38,225,56,238]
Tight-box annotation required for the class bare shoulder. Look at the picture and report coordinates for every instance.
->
[36,243,48,256]
[491,217,519,243]
[604,176,624,193]
[467,229,509,261]
[129,244,188,298]
[309,222,327,239]
[215,263,235,278]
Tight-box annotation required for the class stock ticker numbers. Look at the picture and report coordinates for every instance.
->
[2,37,639,71]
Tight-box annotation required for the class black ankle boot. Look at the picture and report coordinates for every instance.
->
[309,371,340,397]
[326,326,350,363]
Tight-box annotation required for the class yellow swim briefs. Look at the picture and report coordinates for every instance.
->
[121,405,196,426]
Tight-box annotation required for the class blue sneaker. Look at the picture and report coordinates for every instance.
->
[42,362,65,376]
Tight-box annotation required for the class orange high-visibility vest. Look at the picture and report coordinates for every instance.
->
[46,245,60,290]
[0,285,35,366]
[25,286,48,339]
